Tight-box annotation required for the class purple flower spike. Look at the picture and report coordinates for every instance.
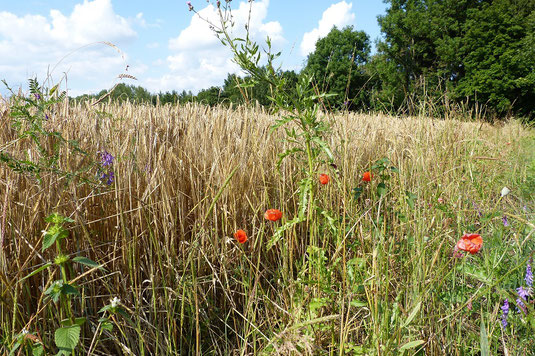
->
[501,299,509,328]
[516,286,529,313]
[517,286,530,300]
[526,262,533,288]
[100,150,114,166]
[106,171,115,185]
[502,215,509,227]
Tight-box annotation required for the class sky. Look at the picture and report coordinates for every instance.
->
[0,0,388,97]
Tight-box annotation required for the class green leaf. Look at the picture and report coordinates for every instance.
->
[350,300,367,308]
[20,262,52,281]
[403,301,421,327]
[49,84,59,96]
[377,182,387,196]
[42,230,60,251]
[55,325,80,352]
[61,284,79,296]
[72,256,103,270]
[399,340,425,351]
[60,317,86,327]
[32,344,44,356]
[267,217,304,251]
[276,148,303,168]
[480,319,489,356]
[405,190,417,210]
[101,321,113,331]
[298,178,312,220]
[311,137,334,162]
[352,187,363,200]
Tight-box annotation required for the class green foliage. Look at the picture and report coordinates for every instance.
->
[456,0,535,117]
[303,26,371,110]
[374,0,535,119]
[10,213,117,355]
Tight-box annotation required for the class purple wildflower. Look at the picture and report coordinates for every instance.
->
[502,215,509,227]
[501,299,509,328]
[516,286,529,312]
[187,1,194,10]
[34,93,41,100]
[526,262,533,288]
[100,150,114,166]
[517,286,530,299]
[99,171,114,186]
[106,171,114,185]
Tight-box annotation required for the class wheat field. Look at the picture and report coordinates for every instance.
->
[0,99,534,355]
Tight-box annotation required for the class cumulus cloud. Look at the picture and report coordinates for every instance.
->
[146,0,284,93]
[0,0,137,95]
[300,1,355,56]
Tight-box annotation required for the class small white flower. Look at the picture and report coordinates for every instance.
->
[501,187,511,197]
[110,297,121,308]
[21,328,29,335]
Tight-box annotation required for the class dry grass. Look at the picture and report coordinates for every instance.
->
[0,99,533,354]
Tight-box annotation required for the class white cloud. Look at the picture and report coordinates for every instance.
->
[300,1,355,56]
[145,0,285,93]
[0,0,136,95]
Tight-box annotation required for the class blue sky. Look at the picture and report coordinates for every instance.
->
[0,0,388,96]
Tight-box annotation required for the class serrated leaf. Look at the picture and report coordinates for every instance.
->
[42,230,60,251]
[55,325,80,351]
[32,344,44,356]
[73,257,102,270]
[276,148,303,168]
[298,178,312,219]
[311,137,333,161]
[267,217,303,251]
[399,340,425,351]
[61,284,79,296]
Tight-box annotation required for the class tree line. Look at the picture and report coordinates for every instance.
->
[76,0,535,120]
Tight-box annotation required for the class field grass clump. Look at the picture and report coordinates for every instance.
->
[0,97,534,354]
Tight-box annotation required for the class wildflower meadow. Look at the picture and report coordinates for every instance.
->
[1,1,535,355]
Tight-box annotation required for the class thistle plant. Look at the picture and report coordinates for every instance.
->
[188,1,335,251]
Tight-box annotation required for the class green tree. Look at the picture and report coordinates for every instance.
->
[374,0,535,118]
[195,86,223,106]
[456,0,535,117]
[303,26,371,110]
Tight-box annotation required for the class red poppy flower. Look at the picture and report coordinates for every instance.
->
[234,229,247,244]
[264,209,282,221]
[319,174,330,185]
[362,171,372,182]
[456,233,483,254]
